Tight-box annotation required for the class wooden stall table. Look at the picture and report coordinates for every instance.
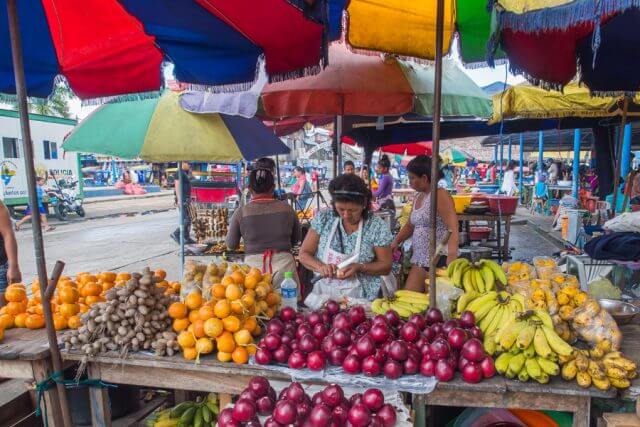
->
[457,212,514,262]
[618,324,640,402]
[0,328,64,426]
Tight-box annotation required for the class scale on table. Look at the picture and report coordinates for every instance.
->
[565,255,614,291]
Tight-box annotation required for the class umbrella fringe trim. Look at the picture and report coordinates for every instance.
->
[508,62,566,92]
[268,61,327,84]
[80,90,163,107]
[497,0,640,33]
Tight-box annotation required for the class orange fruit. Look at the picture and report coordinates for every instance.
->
[256,300,269,314]
[67,315,82,329]
[204,318,224,338]
[231,346,249,364]
[217,351,232,362]
[262,273,272,284]
[195,337,214,355]
[255,284,269,299]
[214,300,231,319]
[0,306,6,315]
[53,314,67,331]
[177,331,196,348]
[183,347,197,360]
[221,276,234,287]
[79,304,89,314]
[5,301,26,315]
[247,345,257,356]
[225,284,242,301]
[0,314,14,329]
[171,282,181,292]
[80,282,101,297]
[188,310,200,324]
[14,312,28,328]
[25,314,45,329]
[264,308,275,319]
[248,268,262,280]
[168,302,188,319]
[241,293,255,308]
[98,272,117,282]
[251,324,262,337]
[101,282,114,292]
[115,272,131,282]
[59,303,80,318]
[244,275,259,290]
[198,305,215,321]
[85,295,102,306]
[216,331,235,353]
[185,292,203,310]
[222,315,241,333]
[30,294,42,305]
[230,300,245,315]
[154,269,167,280]
[243,316,258,333]
[212,284,226,299]
[230,270,245,285]
[234,329,252,346]
[266,292,281,307]
[192,320,206,338]
[172,317,190,333]
[5,287,26,302]
[31,304,44,315]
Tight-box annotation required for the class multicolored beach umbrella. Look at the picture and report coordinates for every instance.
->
[491,0,640,94]
[345,0,504,66]
[0,0,328,103]
[63,91,290,162]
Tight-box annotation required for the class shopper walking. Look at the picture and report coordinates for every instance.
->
[171,163,194,244]
[15,177,54,232]
[0,201,21,307]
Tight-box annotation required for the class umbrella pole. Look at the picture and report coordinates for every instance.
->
[611,97,629,217]
[7,1,73,426]
[178,161,185,278]
[273,121,282,191]
[428,0,446,309]
[336,115,343,175]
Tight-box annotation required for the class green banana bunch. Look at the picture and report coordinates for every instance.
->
[154,396,219,427]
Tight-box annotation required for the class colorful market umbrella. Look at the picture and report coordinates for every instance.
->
[489,83,640,124]
[491,1,640,94]
[441,147,473,166]
[345,0,504,65]
[0,0,327,102]
[63,91,290,162]
[342,137,433,156]
[261,43,492,118]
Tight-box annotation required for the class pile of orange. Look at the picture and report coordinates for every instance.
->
[169,263,281,364]
[154,269,181,296]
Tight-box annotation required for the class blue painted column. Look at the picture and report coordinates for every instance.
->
[621,123,632,179]
[538,131,544,178]
[572,129,581,198]
[499,136,504,179]
[494,144,498,165]
[519,134,524,202]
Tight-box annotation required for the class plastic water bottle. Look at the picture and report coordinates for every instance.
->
[280,272,298,309]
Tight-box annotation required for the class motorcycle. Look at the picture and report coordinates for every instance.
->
[46,179,85,221]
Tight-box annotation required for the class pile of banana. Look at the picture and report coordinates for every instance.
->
[371,290,428,318]
[457,291,525,354]
[147,394,219,427]
[447,258,506,293]
[561,346,636,390]
[493,311,573,384]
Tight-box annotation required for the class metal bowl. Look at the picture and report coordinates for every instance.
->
[598,299,640,324]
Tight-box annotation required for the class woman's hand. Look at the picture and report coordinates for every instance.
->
[337,263,361,280]
[318,262,337,278]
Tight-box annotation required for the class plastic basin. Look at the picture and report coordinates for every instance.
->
[470,226,492,240]
[477,185,499,194]
[487,195,519,215]
[452,194,473,214]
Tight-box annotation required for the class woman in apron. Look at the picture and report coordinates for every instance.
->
[299,174,393,304]
[392,156,459,292]
[226,167,301,289]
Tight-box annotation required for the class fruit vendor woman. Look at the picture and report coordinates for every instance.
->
[226,167,301,289]
[299,174,393,301]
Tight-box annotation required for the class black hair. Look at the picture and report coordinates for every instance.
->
[255,157,276,173]
[249,168,275,194]
[378,154,391,169]
[343,160,355,168]
[506,160,516,171]
[328,174,371,219]
[406,155,443,182]
[294,166,304,174]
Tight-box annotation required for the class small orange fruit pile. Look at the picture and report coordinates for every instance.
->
[169,263,281,364]
[154,269,181,296]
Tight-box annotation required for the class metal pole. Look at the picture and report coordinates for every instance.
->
[336,115,343,175]
[493,144,498,165]
[538,131,544,178]
[429,0,446,309]
[178,161,185,278]
[572,129,581,199]
[621,123,632,179]
[499,135,504,179]
[519,134,524,202]
[7,1,72,425]
[611,98,630,217]
[272,121,282,190]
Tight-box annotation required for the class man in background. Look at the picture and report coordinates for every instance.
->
[171,163,194,244]
[0,201,20,306]
[343,160,355,175]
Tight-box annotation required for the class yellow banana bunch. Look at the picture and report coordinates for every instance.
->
[447,258,506,292]
[371,290,429,319]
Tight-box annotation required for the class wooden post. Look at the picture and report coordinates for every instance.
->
[88,363,112,427]
[6,2,73,426]
[611,97,629,217]
[428,0,446,308]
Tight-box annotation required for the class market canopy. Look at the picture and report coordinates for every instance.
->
[490,83,640,124]
[261,43,491,118]
[345,0,503,65]
[63,91,290,162]
[0,0,327,102]
[491,1,640,94]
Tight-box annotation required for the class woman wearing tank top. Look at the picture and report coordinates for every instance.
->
[391,156,459,293]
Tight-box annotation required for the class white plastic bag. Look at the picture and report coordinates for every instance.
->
[304,277,364,310]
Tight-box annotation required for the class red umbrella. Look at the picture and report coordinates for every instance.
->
[342,136,432,156]
[262,43,415,118]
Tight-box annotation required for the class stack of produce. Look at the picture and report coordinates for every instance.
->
[447,258,506,293]
[561,348,636,390]
[146,394,219,427]
[61,268,179,357]
[192,206,228,243]
[170,263,279,363]
[371,290,428,319]
[256,303,496,384]
[493,311,572,384]
[219,377,399,427]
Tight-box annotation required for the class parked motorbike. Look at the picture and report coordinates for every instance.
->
[46,180,85,220]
